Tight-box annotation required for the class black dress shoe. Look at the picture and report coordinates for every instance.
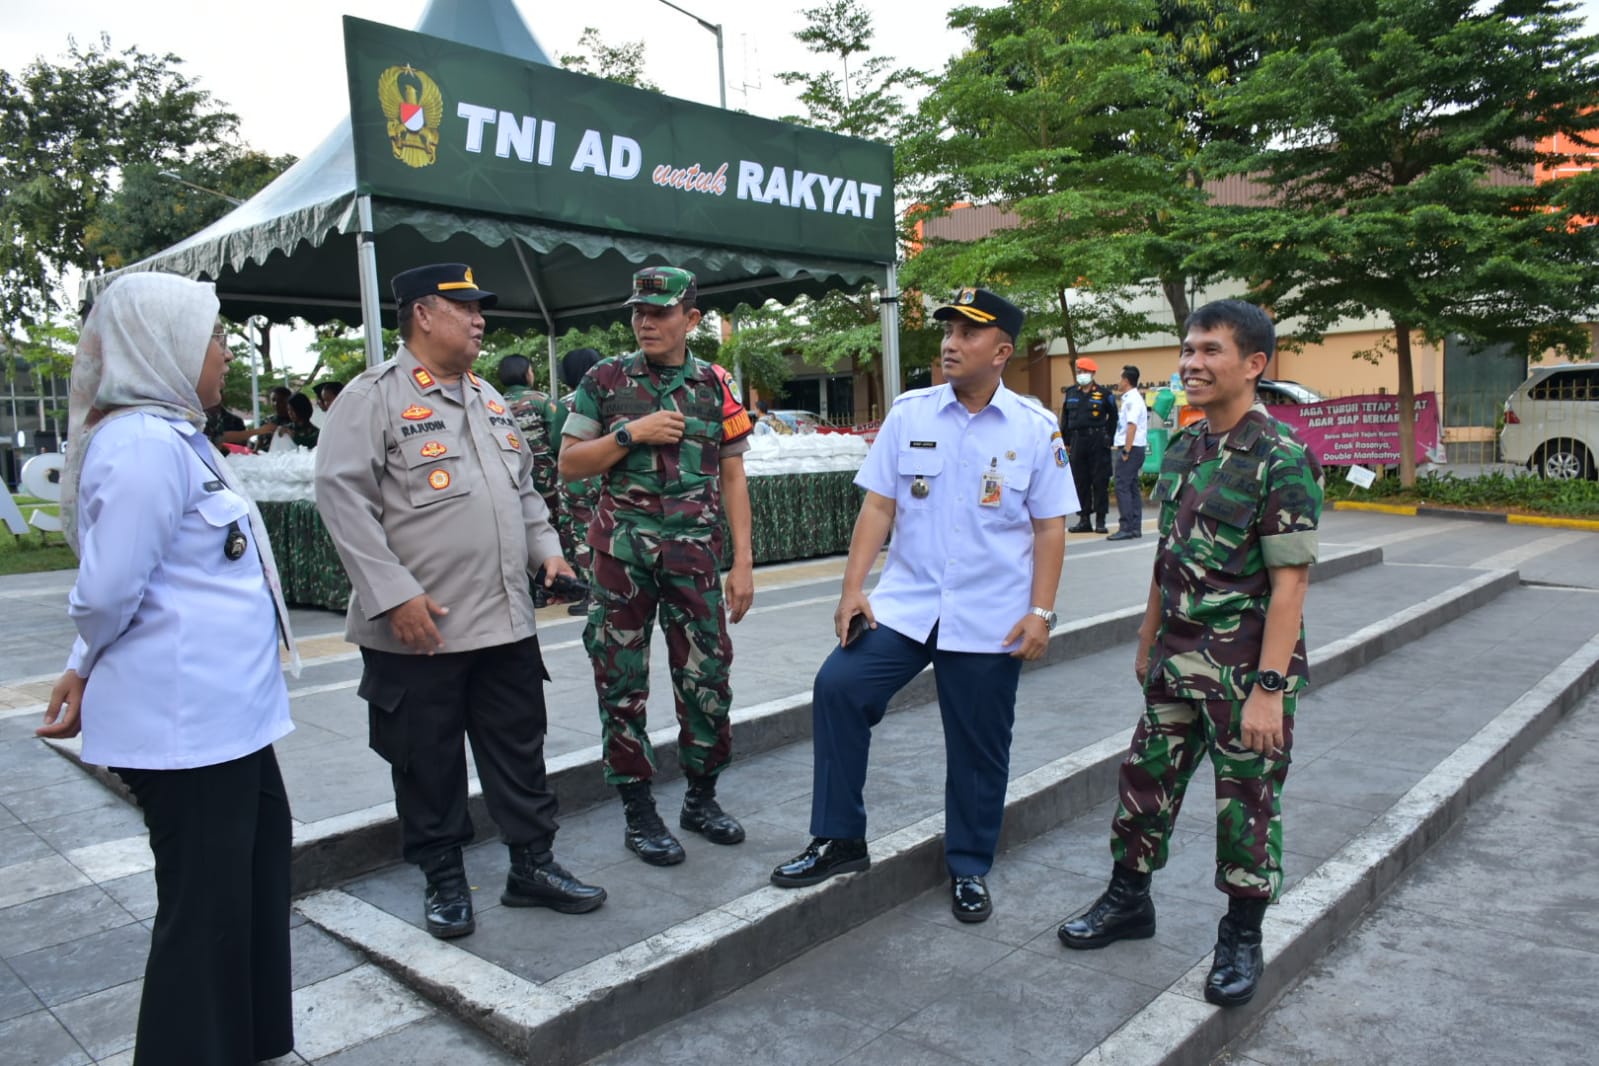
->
[951,875,992,923]
[1068,520,1093,534]
[420,851,474,939]
[680,778,745,845]
[770,837,869,887]
[1205,902,1267,1007]
[502,848,607,913]
[1094,523,1109,534]
[1058,865,1156,950]
[566,595,590,616]
[1105,530,1141,541]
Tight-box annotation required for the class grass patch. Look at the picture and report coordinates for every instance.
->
[0,501,75,575]
[1139,470,1599,518]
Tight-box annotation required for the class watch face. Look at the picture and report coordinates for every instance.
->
[1257,670,1285,692]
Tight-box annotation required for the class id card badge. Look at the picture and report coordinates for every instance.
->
[979,461,1003,507]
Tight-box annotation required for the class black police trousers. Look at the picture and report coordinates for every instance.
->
[1070,433,1113,521]
[360,636,560,866]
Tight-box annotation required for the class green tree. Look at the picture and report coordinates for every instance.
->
[0,36,238,331]
[559,28,659,90]
[1189,0,1599,485]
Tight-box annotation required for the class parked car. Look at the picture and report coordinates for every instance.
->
[1257,379,1324,406]
[765,409,822,433]
[1500,364,1598,479]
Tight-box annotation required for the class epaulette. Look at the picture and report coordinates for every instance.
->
[891,384,943,405]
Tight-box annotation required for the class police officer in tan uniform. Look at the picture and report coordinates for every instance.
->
[315,263,605,939]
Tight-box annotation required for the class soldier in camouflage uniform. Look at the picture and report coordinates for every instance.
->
[1057,300,1322,1010]
[553,348,603,615]
[558,267,755,867]
[499,355,565,607]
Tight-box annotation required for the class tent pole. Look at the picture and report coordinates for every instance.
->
[511,239,560,390]
[879,260,901,408]
[356,196,385,368]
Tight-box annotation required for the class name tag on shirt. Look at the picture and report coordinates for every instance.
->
[909,440,937,449]
[202,480,225,492]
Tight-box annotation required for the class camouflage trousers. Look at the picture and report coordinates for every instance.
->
[556,487,595,580]
[1110,692,1296,900]
[583,546,733,785]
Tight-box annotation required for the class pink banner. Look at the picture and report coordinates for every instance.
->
[1267,392,1444,467]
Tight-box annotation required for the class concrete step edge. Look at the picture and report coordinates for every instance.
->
[295,551,1509,1066]
[1074,634,1599,1066]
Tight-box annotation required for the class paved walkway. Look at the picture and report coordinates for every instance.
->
[0,513,1595,1063]
[1224,686,1599,1066]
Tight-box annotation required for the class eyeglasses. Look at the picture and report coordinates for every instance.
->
[211,327,227,344]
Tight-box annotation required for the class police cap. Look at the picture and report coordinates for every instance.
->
[932,287,1025,344]
[391,263,498,309]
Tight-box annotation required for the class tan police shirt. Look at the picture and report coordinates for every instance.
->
[314,345,563,655]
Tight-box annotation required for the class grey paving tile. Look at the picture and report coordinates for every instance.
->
[51,979,140,1061]
[0,825,57,870]
[1278,796,1380,863]
[289,922,363,990]
[0,742,82,796]
[835,1032,977,1065]
[0,1008,91,1065]
[887,947,1159,1063]
[0,959,42,1023]
[1287,753,1424,815]
[0,777,125,825]
[97,873,157,923]
[311,1014,514,1065]
[594,995,880,1066]
[0,885,137,959]
[28,803,147,855]
[8,924,149,1007]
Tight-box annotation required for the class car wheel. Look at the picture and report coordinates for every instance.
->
[1536,441,1593,480]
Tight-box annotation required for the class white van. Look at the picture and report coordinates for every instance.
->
[1499,365,1598,479]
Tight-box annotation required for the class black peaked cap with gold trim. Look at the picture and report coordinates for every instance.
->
[391,263,498,309]
[932,286,1024,342]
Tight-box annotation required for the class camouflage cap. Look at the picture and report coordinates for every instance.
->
[625,266,697,308]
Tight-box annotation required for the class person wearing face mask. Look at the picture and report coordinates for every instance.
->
[1060,357,1118,533]
[40,272,300,1065]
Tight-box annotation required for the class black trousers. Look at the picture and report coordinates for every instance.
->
[114,746,293,1066]
[359,636,559,866]
[1070,434,1113,521]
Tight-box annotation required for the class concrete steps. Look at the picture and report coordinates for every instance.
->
[289,553,1557,1064]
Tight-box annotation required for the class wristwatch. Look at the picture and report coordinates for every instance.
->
[614,425,633,448]
[1256,669,1287,693]
[1030,606,1058,628]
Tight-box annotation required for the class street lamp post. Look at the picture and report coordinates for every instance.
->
[652,0,726,109]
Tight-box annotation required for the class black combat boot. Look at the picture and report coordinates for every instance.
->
[1205,897,1268,1007]
[1057,864,1156,949]
[420,848,474,939]
[1068,514,1093,534]
[502,844,607,913]
[618,781,686,866]
[679,775,745,845]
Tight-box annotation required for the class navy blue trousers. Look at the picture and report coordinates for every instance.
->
[809,623,1022,876]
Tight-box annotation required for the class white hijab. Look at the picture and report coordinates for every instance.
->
[62,272,299,673]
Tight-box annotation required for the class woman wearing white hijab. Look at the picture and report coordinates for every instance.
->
[38,272,299,1065]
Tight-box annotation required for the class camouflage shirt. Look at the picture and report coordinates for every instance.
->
[503,384,559,501]
[563,351,752,571]
[1148,409,1323,700]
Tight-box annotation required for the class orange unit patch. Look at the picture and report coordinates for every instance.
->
[506,432,522,450]
[487,399,506,414]
[401,403,434,421]
[412,368,435,388]
[419,441,447,459]
[427,469,451,491]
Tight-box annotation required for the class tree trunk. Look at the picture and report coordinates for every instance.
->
[1056,287,1079,359]
[258,321,274,377]
[1394,319,1417,487]
[1160,276,1191,337]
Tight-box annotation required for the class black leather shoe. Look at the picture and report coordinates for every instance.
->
[951,875,992,923]
[1068,520,1093,534]
[566,595,590,616]
[1094,523,1110,534]
[420,851,474,939]
[619,782,686,866]
[502,848,607,913]
[533,585,551,609]
[1205,903,1267,1007]
[770,837,869,887]
[1058,865,1156,949]
[680,777,745,845]
[1105,530,1141,541]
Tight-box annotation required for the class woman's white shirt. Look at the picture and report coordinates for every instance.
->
[65,412,292,769]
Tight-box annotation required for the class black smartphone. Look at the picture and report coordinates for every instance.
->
[844,612,869,647]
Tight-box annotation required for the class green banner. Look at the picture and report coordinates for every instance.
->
[343,17,895,264]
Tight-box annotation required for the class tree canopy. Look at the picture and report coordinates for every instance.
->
[1188,0,1599,483]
